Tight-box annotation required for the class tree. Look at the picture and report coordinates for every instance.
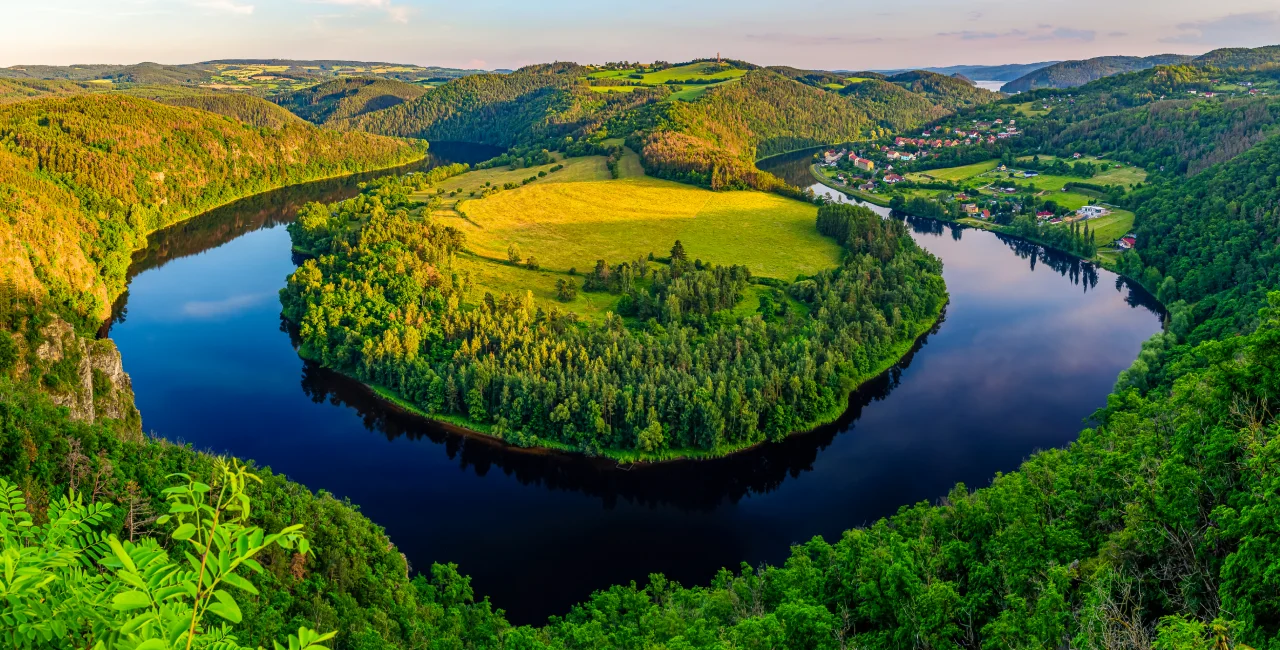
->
[670,240,687,262]
[507,243,522,265]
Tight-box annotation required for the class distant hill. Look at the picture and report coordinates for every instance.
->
[874,62,1058,82]
[0,78,103,103]
[273,77,427,124]
[0,62,213,84]
[160,93,308,129]
[885,70,1003,109]
[840,78,949,131]
[1192,45,1280,69]
[1001,54,1195,93]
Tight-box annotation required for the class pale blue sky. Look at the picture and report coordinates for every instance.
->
[3,0,1278,70]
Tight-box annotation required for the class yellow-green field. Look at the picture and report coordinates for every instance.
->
[1013,156,1148,188]
[587,61,747,84]
[907,159,999,182]
[419,154,840,319]
[1085,210,1135,244]
[1013,101,1050,117]
[586,62,746,102]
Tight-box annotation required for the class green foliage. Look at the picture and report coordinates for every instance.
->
[0,463,332,650]
[1121,132,1280,340]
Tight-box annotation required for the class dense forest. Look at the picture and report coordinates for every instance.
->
[883,70,1001,110]
[1032,96,1280,176]
[281,184,946,457]
[273,76,427,124]
[0,93,424,323]
[1118,131,1280,342]
[1000,54,1194,93]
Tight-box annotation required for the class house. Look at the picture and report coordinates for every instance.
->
[954,193,969,201]
[852,157,874,172]
[859,182,876,192]
[1077,205,1106,219]
[994,119,1003,125]
[1050,218,1063,224]
[1021,171,1039,178]
[886,151,902,160]
[998,164,1007,172]
[1036,210,1054,220]
[823,150,843,165]
[962,203,979,215]
[1072,153,1082,159]
[1118,236,1137,250]
[981,209,991,219]
[884,173,904,184]
[899,153,916,162]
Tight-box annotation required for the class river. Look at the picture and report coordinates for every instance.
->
[103,143,1163,625]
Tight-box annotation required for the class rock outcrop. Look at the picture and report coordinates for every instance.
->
[33,318,140,435]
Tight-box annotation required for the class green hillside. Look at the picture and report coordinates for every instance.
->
[1001,54,1195,92]
[886,70,1003,108]
[272,76,427,124]
[0,93,424,322]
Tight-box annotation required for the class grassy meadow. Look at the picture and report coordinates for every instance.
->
[907,159,999,182]
[586,61,746,102]
[419,154,840,320]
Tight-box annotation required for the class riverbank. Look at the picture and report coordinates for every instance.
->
[808,163,892,206]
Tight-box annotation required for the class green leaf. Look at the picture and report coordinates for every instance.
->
[221,571,259,595]
[136,638,168,650]
[111,591,152,611]
[207,589,242,623]
[172,523,196,541]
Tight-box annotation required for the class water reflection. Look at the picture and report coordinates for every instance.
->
[296,318,939,512]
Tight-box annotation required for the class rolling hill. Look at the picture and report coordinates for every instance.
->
[273,76,428,124]
[885,70,1003,108]
[1001,54,1195,92]
[0,93,424,322]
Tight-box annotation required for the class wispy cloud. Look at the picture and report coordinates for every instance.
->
[192,0,254,15]
[311,0,411,23]
[939,25,1096,43]
[745,33,889,46]
[1032,27,1096,42]
[181,292,272,318]
[1161,12,1280,46]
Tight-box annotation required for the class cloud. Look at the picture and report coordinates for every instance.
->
[744,33,888,46]
[311,0,411,23]
[939,25,1094,43]
[1161,12,1280,46]
[1031,27,1096,42]
[181,293,272,318]
[192,0,253,14]
[937,29,1026,41]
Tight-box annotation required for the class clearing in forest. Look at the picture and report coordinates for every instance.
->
[421,154,841,320]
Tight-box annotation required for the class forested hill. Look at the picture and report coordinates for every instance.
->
[332,65,639,146]
[638,69,888,189]
[1001,53,1195,92]
[272,76,427,124]
[0,93,424,323]
[1034,95,1280,176]
[158,92,309,128]
[1193,44,1280,69]
[884,70,1002,108]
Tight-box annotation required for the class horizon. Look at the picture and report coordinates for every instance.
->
[3,1,1277,71]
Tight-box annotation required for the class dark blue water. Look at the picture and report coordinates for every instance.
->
[105,145,1163,624]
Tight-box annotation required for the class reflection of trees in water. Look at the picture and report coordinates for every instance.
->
[296,317,942,512]
[902,215,1163,314]
[101,143,503,334]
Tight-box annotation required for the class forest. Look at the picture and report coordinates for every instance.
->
[0,93,424,324]
[280,183,946,457]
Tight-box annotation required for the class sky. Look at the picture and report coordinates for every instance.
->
[2,0,1279,71]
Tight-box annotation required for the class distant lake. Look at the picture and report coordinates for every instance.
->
[104,143,1162,625]
[974,80,1006,92]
